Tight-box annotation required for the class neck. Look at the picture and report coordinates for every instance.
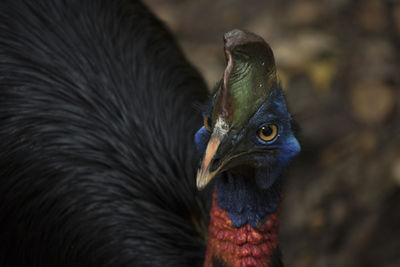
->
[203,186,282,267]
[215,172,282,228]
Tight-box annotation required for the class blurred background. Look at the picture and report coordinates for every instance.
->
[144,0,400,266]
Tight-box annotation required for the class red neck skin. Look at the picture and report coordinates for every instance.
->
[203,188,281,267]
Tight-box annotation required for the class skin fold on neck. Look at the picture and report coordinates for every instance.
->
[203,186,282,267]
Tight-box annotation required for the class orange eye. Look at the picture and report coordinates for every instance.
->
[204,114,212,132]
[257,124,278,142]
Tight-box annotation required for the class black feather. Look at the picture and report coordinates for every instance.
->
[0,0,209,266]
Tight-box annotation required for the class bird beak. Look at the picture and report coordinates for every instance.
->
[196,135,222,190]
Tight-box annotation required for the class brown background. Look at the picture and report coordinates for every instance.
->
[144,0,400,266]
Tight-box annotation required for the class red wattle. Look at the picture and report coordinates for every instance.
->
[204,188,281,267]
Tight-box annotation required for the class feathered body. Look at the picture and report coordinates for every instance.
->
[0,1,300,267]
[0,0,209,266]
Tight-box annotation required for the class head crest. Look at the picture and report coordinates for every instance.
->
[213,29,277,131]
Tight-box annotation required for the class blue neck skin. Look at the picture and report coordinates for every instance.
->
[216,172,282,228]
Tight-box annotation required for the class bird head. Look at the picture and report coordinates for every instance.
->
[195,29,300,192]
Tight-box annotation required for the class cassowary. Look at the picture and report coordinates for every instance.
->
[0,1,300,267]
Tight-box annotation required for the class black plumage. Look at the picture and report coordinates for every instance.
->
[0,0,209,266]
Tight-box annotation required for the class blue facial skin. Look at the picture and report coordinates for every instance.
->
[194,88,300,227]
[194,125,210,153]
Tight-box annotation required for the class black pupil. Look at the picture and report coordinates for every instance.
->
[262,126,273,136]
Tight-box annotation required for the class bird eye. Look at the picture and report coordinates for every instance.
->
[204,114,212,132]
[257,124,278,142]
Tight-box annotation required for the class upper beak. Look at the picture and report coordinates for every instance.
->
[196,135,222,190]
